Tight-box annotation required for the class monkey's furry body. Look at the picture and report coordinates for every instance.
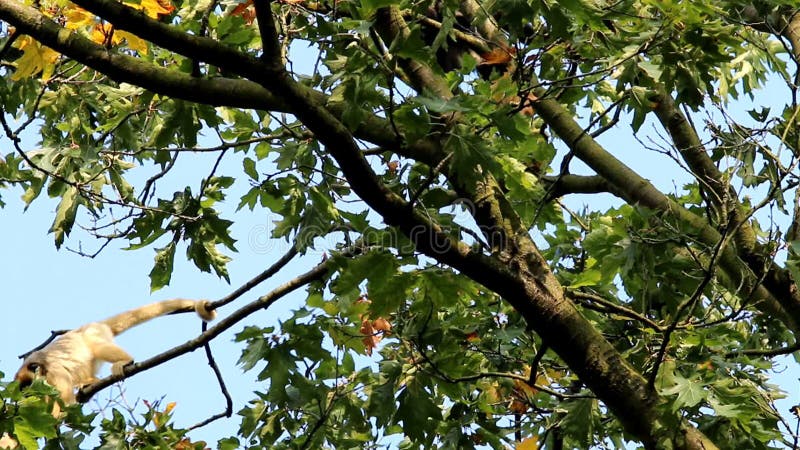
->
[14,299,216,410]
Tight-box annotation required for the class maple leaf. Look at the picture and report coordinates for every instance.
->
[513,379,539,397]
[231,0,256,25]
[63,6,95,30]
[386,160,399,175]
[117,30,149,54]
[479,46,515,67]
[360,319,379,355]
[372,317,392,333]
[124,0,175,18]
[11,36,59,81]
[509,399,528,414]
[516,436,539,450]
[91,23,120,48]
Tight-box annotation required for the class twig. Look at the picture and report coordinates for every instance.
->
[18,330,69,359]
[192,0,219,77]
[76,251,347,403]
[186,321,232,430]
[210,243,299,309]
[725,342,800,359]
[408,152,453,207]
[647,223,732,389]
[568,290,662,331]
[528,343,548,386]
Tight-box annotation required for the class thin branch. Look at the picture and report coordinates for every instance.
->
[192,0,219,77]
[186,321,232,430]
[408,152,452,206]
[211,243,299,309]
[18,330,69,359]
[647,222,732,389]
[528,343,548,386]
[725,342,800,359]
[568,290,662,331]
[76,255,337,403]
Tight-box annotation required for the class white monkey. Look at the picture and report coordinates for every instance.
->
[13,299,216,416]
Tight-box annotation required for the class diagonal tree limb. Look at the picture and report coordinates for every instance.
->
[76,255,336,403]
[253,0,281,64]
[210,243,299,309]
[0,0,444,169]
[6,1,719,446]
[533,90,800,335]
[242,5,716,448]
[373,6,453,101]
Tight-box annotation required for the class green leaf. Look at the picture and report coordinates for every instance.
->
[217,437,240,450]
[49,186,79,249]
[395,381,441,444]
[662,376,708,411]
[243,157,258,181]
[568,268,603,288]
[149,241,176,292]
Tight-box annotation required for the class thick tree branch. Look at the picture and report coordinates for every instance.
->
[0,0,444,167]
[541,174,622,198]
[253,0,281,65]
[373,6,453,100]
[650,91,786,288]
[533,91,800,335]
[362,20,702,446]
[6,1,720,446]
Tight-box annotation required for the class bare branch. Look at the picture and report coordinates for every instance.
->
[18,330,69,359]
[186,321,232,430]
[76,256,336,403]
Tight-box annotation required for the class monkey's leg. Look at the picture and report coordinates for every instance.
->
[92,343,134,377]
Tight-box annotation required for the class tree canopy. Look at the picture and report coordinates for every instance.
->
[2,0,800,448]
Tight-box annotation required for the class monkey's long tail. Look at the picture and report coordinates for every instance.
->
[102,299,204,335]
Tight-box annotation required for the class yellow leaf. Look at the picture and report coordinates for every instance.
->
[116,30,148,54]
[90,23,121,47]
[516,436,539,450]
[11,36,59,81]
[125,0,175,18]
[513,379,538,397]
[63,6,95,30]
[164,401,176,414]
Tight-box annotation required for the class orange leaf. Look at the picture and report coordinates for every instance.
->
[509,399,528,414]
[91,23,120,48]
[516,436,539,450]
[164,401,176,414]
[125,0,175,18]
[360,319,379,355]
[514,379,538,397]
[360,319,374,336]
[63,6,94,30]
[231,0,256,25]
[479,46,515,67]
[372,317,392,333]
